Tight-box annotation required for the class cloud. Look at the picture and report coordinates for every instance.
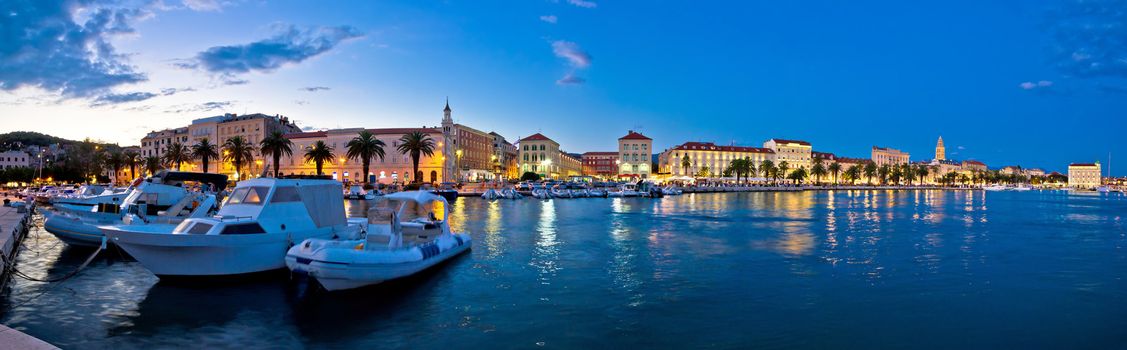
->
[160,87,196,96]
[164,101,234,113]
[177,25,363,79]
[539,15,558,24]
[299,86,330,92]
[567,0,597,8]
[91,92,158,106]
[182,0,223,11]
[1049,0,1127,79]
[0,1,150,100]
[294,100,309,105]
[556,72,586,85]
[957,146,966,150]
[551,40,591,68]
[1019,80,1053,90]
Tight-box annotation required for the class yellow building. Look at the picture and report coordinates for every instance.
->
[518,133,563,179]
[618,130,653,178]
[560,152,583,178]
[935,136,946,161]
[871,146,910,166]
[658,142,774,178]
[1068,162,1102,189]
[763,139,812,176]
[140,127,188,159]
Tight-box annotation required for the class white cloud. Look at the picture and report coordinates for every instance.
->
[182,0,222,11]
[551,40,591,68]
[567,0,597,8]
[539,15,558,24]
[1019,80,1053,90]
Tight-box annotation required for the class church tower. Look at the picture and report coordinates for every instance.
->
[935,136,945,161]
[441,98,455,183]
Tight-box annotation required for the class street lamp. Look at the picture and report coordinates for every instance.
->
[338,157,346,183]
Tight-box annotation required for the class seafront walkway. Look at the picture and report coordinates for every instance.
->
[0,196,57,349]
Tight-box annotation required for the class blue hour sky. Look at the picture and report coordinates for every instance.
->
[2,0,1126,174]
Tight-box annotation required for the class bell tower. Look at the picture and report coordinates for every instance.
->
[935,136,946,161]
[442,98,455,183]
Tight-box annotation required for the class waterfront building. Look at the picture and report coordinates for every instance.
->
[441,100,510,182]
[618,131,653,179]
[1025,168,1045,177]
[811,152,837,184]
[0,150,30,170]
[140,127,189,159]
[279,127,446,184]
[517,133,562,179]
[490,132,519,180]
[582,152,619,178]
[962,160,987,172]
[834,157,869,183]
[763,139,811,176]
[1068,162,1102,189]
[213,113,301,177]
[658,142,774,178]
[561,152,582,178]
[871,146,910,166]
[935,136,946,161]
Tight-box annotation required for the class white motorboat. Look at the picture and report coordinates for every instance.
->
[1097,186,1111,193]
[43,172,226,247]
[551,186,572,198]
[52,184,130,211]
[607,183,640,198]
[481,188,503,200]
[588,188,607,197]
[1011,184,1032,191]
[983,185,1007,191]
[286,191,472,291]
[103,177,359,278]
[500,188,523,199]
[661,186,683,195]
[345,185,377,200]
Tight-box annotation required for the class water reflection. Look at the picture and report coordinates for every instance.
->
[531,200,559,285]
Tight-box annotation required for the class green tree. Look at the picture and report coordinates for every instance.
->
[303,140,335,176]
[163,142,192,171]
[105,151,124,183]
[863,161,877,185]
[520,171,541,181]
[191,138,219,173]
[345,131,386,184]
[777,161,790,184]
[916,164,930,185]
[878,164,890,185]
[845,165,861,185]
[747,158,758,180]
[124,150,139,179]
[396,131,437,184]
[760,160,776,184]
[144,156,163,176]
[222,136,256,180]
[787,167,808,184]
[811,161,827,185]
[681,154,691,175]
[828,162,842,185]
[260,131,294,178]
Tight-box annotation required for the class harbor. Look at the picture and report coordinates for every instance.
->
[2,190,1126,348]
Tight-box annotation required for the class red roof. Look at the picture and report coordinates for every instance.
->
[671,142,774,153]
[1070,163,1098,167]
[963,160,986,166]
[284,131,327,139]
[836,157,868,164]
[768,138,811,146]
[583,151,618,156]
[619,131,652,140]
[520,133,552,142]
[813,151,836,160]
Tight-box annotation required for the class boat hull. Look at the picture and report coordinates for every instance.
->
[287,234,471,291]
[42,210,119,247]
[103,226,335,277]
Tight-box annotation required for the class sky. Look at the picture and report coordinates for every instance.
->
[1,0,1126,175]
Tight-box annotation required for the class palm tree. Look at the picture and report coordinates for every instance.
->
[747,158,758,181]
[191,138,219,173]
[396,131,437,184]
[124,150,139,179]
[863,161,877,185]
[346,131,386,184]
[828,162,842,185]
[260,131,294,178]
[728,158,745,184]
[760,160,775,184]
[877,164,890,185]
[787,167,808,185]
[304,140,336,176]
[915,164,930,185]
[680,154,691,176]
[144,156,162,176]
[163,142,192,171]
[223,136,256,180]
[845,165,861,185]
[811,162,827,185]
[105,151,124,184]
[777,161,789,184]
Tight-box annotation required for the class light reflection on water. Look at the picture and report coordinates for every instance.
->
[3,191,1127,348]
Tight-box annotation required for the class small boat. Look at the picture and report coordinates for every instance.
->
[52,184,130,211]
[983,185,1007,191]
[587,188,607,197]
[44,172,226,247]
[103,177,360,278]
[500,188,523,199]
[551,186,572,198]
[1012,184,1032,191]
[345,185,377,200]
[286,191,472,291]
[607,183,640,198]
[432,182,459,202]
[481,188,503,200]
[1097,186,1111,193]
[661,186,683,195]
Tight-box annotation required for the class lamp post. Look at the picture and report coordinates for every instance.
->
[255,159,263,178]
[541,159,551,179]
[455,149,463,183]
[338,157,346,184]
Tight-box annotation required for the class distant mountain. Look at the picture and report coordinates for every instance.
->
[0,131,73,147]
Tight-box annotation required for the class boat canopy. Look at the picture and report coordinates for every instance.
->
[382,191,447,222]
[153,171,230,191]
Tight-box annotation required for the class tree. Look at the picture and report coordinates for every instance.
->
[520,171,541,181]
[845,165,861,185]
[787,167,808,185]
[124,150,139,179]
[697,166,711,178]
[828,162,842,185]
[916,164,930,185]
[760,160,775,184]
[777,161,789,184]
[811,161,827,185]
[345,131,386,184]
[396,131,436,184]
[144,156,162,176]
[747,158,758,180]
[105,151,124,183]
[878,164,890,185]
[163,142,192,171]
[223,136,256,180]
[191,138,219,173]
[304,140,335,176]
[863,161,877,185]
[681,154,691,175]
[260,131,294,178]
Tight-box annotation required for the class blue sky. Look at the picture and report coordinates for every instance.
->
[2,0,1125,174]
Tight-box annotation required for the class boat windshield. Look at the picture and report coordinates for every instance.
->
[225,186,271,206]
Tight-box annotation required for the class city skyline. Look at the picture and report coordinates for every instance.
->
[2,0,1126,175]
